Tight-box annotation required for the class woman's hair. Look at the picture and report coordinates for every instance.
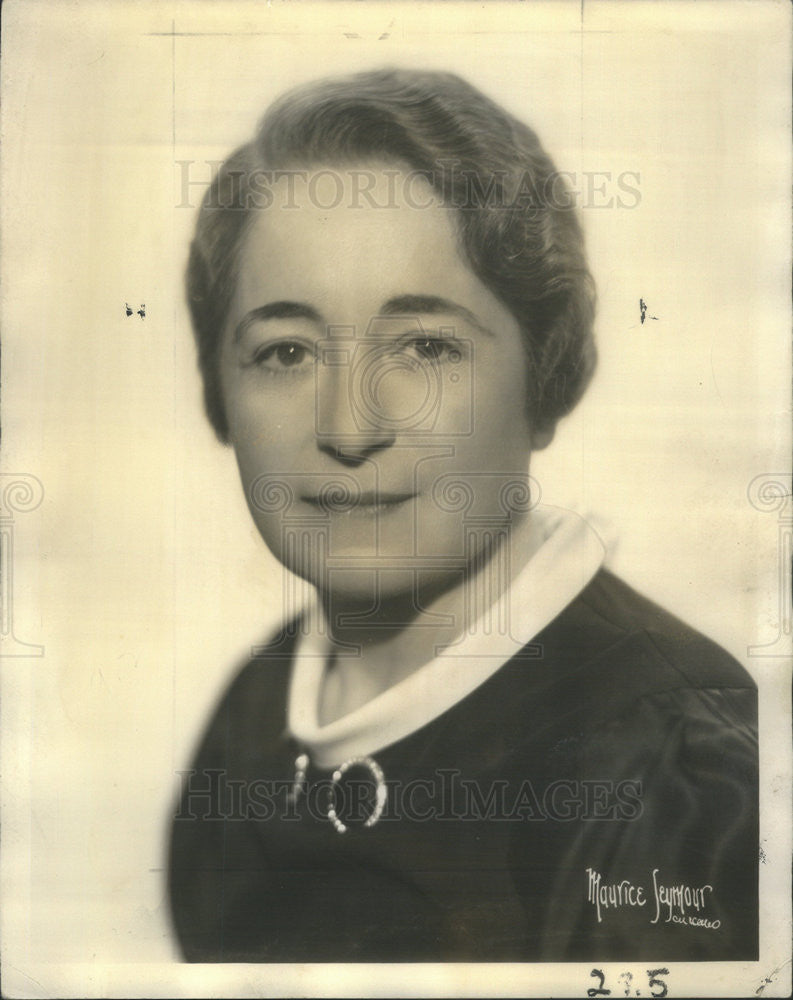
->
[187,67,597,442]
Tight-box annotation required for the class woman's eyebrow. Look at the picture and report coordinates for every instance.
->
[233,301,322,343]
[379,294,495,337]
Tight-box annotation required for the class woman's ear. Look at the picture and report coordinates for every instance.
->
[531,425,556,451]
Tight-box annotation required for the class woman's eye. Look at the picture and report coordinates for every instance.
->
[253,341,313,372]
[404,337,460,364]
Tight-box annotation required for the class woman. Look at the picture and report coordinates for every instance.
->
[169,68,758,962]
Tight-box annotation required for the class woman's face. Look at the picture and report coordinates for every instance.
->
[219,165,545,602]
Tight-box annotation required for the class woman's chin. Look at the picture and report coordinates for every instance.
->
[290,563,463,615]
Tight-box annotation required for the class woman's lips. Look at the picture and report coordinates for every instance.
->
[301,492,416,515]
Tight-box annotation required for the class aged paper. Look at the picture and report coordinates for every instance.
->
[2,0,790,996]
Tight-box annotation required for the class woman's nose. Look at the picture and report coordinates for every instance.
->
[315,351,396,464]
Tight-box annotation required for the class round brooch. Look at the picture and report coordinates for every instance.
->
[328,755,388,834]
[290,752,387,834]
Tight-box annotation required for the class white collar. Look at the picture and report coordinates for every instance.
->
[287,504,606,768]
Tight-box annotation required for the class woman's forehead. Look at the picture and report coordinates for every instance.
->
[242,163,454,239]
[233,168,468,304]
[229,185,520,344]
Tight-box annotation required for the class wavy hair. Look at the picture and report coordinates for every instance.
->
[186,68,597,442]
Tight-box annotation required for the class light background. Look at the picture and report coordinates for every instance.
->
[2,1,791,996]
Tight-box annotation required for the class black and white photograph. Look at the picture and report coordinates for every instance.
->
[2,1,791,996]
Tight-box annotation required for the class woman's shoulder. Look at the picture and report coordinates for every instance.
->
[548,567,756,692]
[502,568,759,749]
[185,627,298,774]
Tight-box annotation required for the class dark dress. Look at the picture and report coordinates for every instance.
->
[168,569,758,962]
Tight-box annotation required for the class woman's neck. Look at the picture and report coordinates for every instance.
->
[315,512,542,725]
